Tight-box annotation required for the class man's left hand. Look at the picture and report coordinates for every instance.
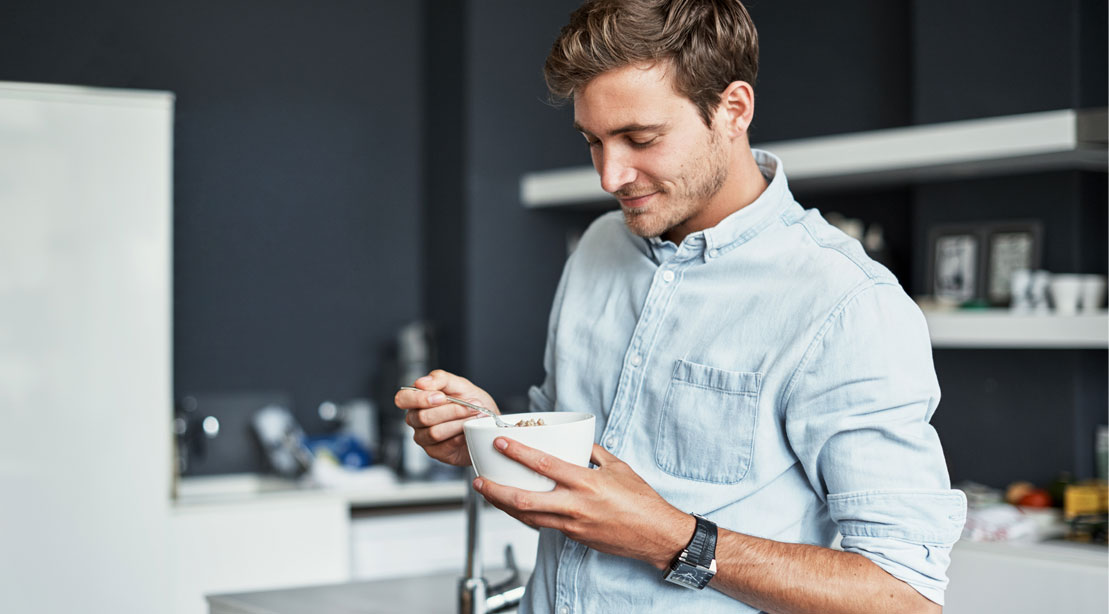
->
[473,438,694,570]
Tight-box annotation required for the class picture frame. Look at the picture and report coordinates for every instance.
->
[983,221,1043,306]
[926,220,1045,306]
[927,225,984,304]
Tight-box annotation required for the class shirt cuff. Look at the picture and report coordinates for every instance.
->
[828,489,967,605]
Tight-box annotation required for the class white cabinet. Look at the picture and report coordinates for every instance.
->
[170,496,350,614]
[350,504,538,581]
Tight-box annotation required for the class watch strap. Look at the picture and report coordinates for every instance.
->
[685,514,717,568]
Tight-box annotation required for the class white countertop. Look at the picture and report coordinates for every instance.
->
[174,471,467,510]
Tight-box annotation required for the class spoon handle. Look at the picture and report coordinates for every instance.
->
[398,386,511,427]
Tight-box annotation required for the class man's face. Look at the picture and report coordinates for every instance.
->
[573,61,730,240]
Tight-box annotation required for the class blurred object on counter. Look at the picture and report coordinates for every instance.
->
[958,481,1004,508]
[307,459,397,491]
[960,480,1066,542]
[304,433,371,469]
[1005,481,1053,508]
[174,391,291,476]
[1064,481,1109,520]
[1004,481,1036,505]
[396,322,435,479]
[252,404,314,478]
[375,321,463,481]
[962,503,1062,542]
[1047,472,1074,507]
[1066,514,1108,544]
[317,398,380,462]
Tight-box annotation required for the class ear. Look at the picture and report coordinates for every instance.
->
[715,80,754,139]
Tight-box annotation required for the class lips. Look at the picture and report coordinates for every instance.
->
[617,191,658,209]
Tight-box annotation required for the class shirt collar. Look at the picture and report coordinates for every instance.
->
[646,149,792,262]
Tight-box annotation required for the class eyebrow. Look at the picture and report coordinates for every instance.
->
[573,121,668,137]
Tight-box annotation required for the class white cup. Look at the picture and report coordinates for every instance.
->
[1010,269,1032,311]
[1080,275,1107,313]
[1050,274,1084,315]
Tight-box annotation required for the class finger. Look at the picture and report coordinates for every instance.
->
[589,443,620,466]
[412,419,469,446]
[492,437,588,484]
[424,436,470,460]
[417,369,477,398]
[474,476,566,516]
[405,402,479,428]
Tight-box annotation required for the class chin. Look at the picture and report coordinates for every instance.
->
[622,211,661,238]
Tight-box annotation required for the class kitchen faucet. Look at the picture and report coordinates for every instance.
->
[459,468,526,614]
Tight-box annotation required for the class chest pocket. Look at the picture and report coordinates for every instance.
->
[654,360,761,484]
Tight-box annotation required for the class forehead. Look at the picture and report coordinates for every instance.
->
[572,61,698,133]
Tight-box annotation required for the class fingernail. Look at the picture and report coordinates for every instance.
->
[416,376,431,384]
[428,392,445,404]
[473,478,484,490]
[494,438,508,450]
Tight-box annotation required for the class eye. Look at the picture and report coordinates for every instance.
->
[628,136,658,149]
[585,138,602,149]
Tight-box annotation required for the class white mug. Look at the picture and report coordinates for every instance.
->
[1080,275,1107,313]
[1050,274,1083,315]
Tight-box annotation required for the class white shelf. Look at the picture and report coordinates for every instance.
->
[924,309,1109,349]
[521,107,1108,207]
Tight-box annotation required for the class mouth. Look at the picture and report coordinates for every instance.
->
[617,191,659,209]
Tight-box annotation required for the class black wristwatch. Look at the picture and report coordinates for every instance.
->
[663,513,718,590]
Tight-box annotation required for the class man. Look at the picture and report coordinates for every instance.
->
[396,1,966,612]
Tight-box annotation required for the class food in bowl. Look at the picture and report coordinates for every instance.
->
[463,411,595,492]
[514,417,546,427]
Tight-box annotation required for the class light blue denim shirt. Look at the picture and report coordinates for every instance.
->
[520,150,967,613]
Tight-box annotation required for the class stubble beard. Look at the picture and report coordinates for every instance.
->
[621,128,730,239]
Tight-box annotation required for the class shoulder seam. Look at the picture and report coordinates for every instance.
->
[780,209,891,282]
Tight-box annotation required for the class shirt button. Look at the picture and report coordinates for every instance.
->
[605,436,617,449]
[630,354,642,366]
[662,270,675,283]
[708,249,719,258]
[559,607,570,614]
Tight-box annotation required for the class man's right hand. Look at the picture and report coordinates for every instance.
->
[393,369,500,467]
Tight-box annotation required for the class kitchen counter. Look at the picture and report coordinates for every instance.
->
[208,569,525,614]
[175,471,467,510]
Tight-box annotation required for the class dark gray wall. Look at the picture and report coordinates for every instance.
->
[2,0,1103,482]
[0,1,424,473]
[463,0,602,412]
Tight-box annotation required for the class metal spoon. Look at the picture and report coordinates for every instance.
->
[399,386,513,428]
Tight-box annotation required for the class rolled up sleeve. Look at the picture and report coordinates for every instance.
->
[784,281,967,605]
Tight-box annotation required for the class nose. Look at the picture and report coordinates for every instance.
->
[595,149,636,194]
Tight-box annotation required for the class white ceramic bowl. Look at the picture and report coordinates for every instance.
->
[463,412,595,492]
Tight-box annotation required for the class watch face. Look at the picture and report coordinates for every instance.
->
[664,561,710,589]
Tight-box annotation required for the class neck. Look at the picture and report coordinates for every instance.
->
[662,147,769,244]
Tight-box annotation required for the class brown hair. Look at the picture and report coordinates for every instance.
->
[544,0,759,127]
